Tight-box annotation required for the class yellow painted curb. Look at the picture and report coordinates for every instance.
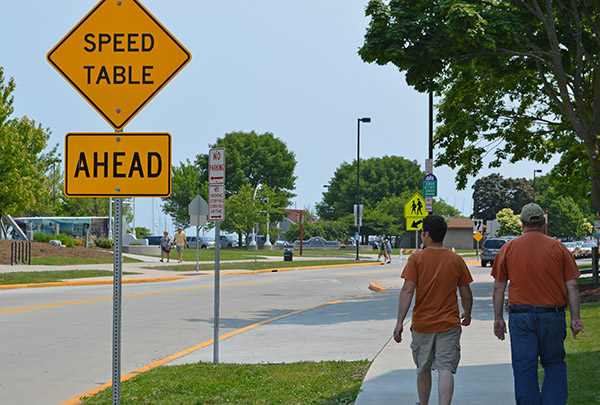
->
[369,280,388,292]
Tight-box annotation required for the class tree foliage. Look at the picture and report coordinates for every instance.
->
[472,174,534,221]
[162,159,207,227]
[0,68,56,219]
[223,183,288,244]
[496,208,522,237]
[360,0,600,213]
[163,131,296,229]
[316,155,423,220]
[539,195,593,239]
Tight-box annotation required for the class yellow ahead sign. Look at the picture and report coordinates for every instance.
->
[65,133,171,197]
[404,192,427,230]
[47,0,191,130]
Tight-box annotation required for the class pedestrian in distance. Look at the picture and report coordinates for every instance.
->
[377,238,386,262]
[159,230,171,263]
[393,215,473,405]
[491,203,584,405]
[385,238,392,264]
[173,226,187,263]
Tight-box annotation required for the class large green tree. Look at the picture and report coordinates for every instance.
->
[472,174,534,221]
[360,1,600,214]
[197,131,297,198]
[0,68,56,222]
[539,195,593,238]
[316,155,423,220]
[163,131,297,228]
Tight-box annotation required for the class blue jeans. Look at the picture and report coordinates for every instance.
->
[508,306,567,405]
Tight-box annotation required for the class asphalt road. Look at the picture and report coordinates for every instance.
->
[0,261,402,404]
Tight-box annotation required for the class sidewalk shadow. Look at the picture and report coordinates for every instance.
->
[184,290,399,329]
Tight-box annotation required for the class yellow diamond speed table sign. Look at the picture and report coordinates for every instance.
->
[65,133,171,197]
[47,0,191,130]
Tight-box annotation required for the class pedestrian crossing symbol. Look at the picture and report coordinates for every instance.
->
[404,192,427,230]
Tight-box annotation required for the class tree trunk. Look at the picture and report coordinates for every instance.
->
[589,144,600,215]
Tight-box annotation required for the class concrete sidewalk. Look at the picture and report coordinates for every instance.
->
[356,269,515,404]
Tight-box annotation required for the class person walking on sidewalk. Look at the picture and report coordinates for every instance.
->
[393,215,473,405]
[173,226,187,263]
[491,203,584,405]
[159,231,171,263]
[385,238,393,264]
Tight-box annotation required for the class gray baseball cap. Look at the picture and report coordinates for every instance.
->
[520,203,544,222]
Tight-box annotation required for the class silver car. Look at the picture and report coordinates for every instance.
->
[186,236,215,249]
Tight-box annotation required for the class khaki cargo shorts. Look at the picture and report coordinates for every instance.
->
[410,326,462,374]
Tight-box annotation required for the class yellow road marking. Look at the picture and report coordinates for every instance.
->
[60,291,373,405]
[0,280,272,315]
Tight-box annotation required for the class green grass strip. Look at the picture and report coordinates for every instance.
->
[81,360,370,404]
[565,301,600,403]
[147,259,376,272]
[0,270,138,285]
[536,300,600,403]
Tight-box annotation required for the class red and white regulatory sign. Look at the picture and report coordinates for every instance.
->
[208,147,225,185]
[208,184,225,221]
[208,147,225,221]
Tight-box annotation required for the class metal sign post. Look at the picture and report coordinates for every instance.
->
[208,148,225,365]
[189,195,208,273]
[112,196,123,405]
[196,225,200,273]
[213,221,221,365]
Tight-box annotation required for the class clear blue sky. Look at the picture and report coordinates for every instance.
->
[1,0,557,235]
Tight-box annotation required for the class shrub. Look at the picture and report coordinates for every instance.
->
[55,234,75,247]
[33,232,74,247]
[95,238,114,249]
[33,232,52,243]
[74,237,85,246]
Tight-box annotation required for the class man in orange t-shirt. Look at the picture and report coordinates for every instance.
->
[491,203,584,404]
[394,215,473,405]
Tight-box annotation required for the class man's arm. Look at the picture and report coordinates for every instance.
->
[493,280,508,341]
[565,278,584,338]
[393,279,416,343]
[458,285,473,326]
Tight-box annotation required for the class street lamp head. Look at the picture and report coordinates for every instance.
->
[534,169,542,174]
[359,117,371,123]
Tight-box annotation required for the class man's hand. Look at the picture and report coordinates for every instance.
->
[494,319,506,341]
[570,319,584,338]
[461,313,471,326]
[393,322,404,343]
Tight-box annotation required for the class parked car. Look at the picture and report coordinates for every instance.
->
[579,241,597,258]
[143,236,162,246]
[219,235,238,248]
[186,236,215,249]
[481,237,516,267]
[274,240,292,246]
[562,241,578,255]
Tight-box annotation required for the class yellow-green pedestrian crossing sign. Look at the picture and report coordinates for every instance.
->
[404,192,427,230]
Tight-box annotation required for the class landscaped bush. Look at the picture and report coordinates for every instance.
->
[33,232,52,243]
[95,238,114,249]
[74,237,85,246]
[33,232,74,247]
[55,234,75,247]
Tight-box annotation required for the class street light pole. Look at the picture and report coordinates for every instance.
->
[250,183,262,266]
[533,169,542,202]
[356,117,371,261]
